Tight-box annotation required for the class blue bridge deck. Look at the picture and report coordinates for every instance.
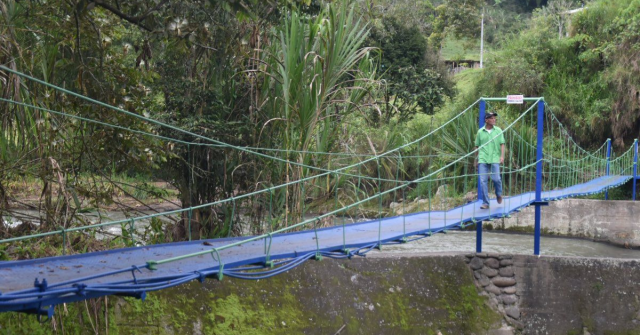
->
[0,175,631,315]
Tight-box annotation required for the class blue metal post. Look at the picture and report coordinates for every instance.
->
[605,138,611,200]
[476,99,486,253]
[534,100,544,255]
[633,139,638,201]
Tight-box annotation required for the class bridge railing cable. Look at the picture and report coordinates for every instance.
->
[142,99,542,271]
[1,66,485,249]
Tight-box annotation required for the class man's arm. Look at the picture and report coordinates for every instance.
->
[500,144,505,164]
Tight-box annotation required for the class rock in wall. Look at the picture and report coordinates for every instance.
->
[466,253,640,334]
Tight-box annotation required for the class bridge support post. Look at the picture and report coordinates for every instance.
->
[476,99,486,253]
[634,139,638,201]
[534,100,544,255]
[605,138,612,200]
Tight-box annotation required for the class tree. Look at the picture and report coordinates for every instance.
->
[0,0,167,230]
[382,66,453,123]
[254,3,378,227]
[428,0,485,50]
[367,16,453,124]
[541,0,579,38]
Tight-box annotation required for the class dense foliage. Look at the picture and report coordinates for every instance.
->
[1,0,638,248]
[4,0,640,331]
[472,0,640,149]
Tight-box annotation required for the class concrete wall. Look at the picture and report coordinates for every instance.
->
[466,253,640,334]
[499,199,640,248]
[104,253,640,335]
[513,255,640,334]
[112,254,503,335]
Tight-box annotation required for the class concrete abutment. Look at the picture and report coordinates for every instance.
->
[107,253,640,334]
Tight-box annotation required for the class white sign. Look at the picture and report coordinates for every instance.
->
[507,95,524,104]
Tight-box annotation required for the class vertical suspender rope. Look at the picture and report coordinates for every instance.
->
[376,157,382,249]
[605,138,612,200]
[442,123,448,228]
[210,248,225,280]
[528,108,534,203]
[517,114,524,207]
[633,139,638,201]
[264,233,274,267]
[229,197,236,237]
[558,118,567,192]
[568,142,573,194]
[301,174,306,225]
[265,189,274,265]
[504,114,511,216]
[602,142,606,177]
[554,107,563,190]
[269,188,274,231]
[575,144,580,188]
[357,164,362,219]
[544,109,551,199]
[427,177,432,236]
[495,103,506,217]
[188,144,192,241]
[417,153,422,212]
[335,172,348,253]
[567,123,573,193]
[129,219,135,246]
[397,153,407,242]
[507,111,515,213]
[462,140,469,224]
[61,227,67,256]
[188,209,193,242]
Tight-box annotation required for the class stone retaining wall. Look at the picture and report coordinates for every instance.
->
[465,253,640,334]
[465,253,523,330]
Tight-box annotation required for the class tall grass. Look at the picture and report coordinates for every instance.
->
[255,3,377,225]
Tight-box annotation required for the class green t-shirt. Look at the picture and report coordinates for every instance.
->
[475,126,506,164]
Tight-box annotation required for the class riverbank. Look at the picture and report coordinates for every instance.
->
[3,177,180,212]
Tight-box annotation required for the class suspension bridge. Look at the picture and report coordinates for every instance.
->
[0,67,638,317]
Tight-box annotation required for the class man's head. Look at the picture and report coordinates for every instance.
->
[485,112,498,126]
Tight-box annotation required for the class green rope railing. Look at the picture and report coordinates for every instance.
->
[2,85,632,279]
[137,99,543,270]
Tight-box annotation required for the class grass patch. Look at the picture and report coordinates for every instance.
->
[440,37,482,62]
[454,68,484,97]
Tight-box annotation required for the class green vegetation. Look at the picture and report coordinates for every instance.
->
[471,0,640,149]
[440,37,481,62]
[2,0,640,330]
[4,0,634,250]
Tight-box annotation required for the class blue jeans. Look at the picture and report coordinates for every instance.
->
[478,163,502,205]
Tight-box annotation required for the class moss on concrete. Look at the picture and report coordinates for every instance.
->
[0,297,115,334]
[0,256,503,334]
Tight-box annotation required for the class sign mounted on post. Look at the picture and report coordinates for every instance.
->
[507,95,524,104]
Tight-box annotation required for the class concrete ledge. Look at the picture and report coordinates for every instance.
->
[113,255,503,334]
[107,253,640,334]
[500,199,640,248]
[513,255,640,334]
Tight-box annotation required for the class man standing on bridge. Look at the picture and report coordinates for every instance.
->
[474,112,505,209]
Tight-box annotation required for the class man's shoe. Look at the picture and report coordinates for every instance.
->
[497,195,503,204]
[480,204,489,209]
